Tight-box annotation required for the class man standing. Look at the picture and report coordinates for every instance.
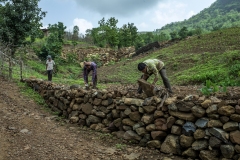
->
[137,59,173,94]
[83,61,97,89]
[46,55,55,81]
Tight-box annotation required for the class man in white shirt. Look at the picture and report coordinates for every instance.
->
[46,55,55,81]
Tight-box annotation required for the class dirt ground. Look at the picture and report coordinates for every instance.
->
[0,76,187,160]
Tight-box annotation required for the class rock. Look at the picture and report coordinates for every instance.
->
[135,127,147,136]
[171,125,182,135]
[124,98,144,107]
[132,122,145,130]
[195,118,209,128]
[146,124,156,131]
[235,145,240,153]
[113,118,122,127]
[169,110,196,122]
[141,115,154,125]
[194,129,206,139]
[182,122,196,136]
[146,140,161,149]
[95,111,106,118]
[223,122,239,131]
[124,108,132,116]
[102,98,113,106]
[192,140,208,150]
[182,148,197,158]
[143,97,154,106]
[235,105,240,114]
[191,106,206,118]
[175,119,185,126]
[208,128,229,143]
[206,105,218,114]
[230,114,240,122]
[151,131,167,140]
[122,118,136,127]
[164,97,177,105]
[180,135,194,148]
[86,115,101,126]
[155,118,167,131]
[176,101,194,112]
[20,129,29,133]
[220,144,235,158]
[123,126,132,131]
[93,98,102,105]
[201,99,212,108]
[168,103,178,111]
[210,96,221,103]
[208,114,219,119]
[160,135,181,155]
[70,116,79,123]
[129,112,141,122]
[123,130,141,141]
[218,105,235,116]
[207,120,223,128]
[142,106,156,114]
[199,150,219,160]
[230,130,240,144]
[81,103,93,115]
[167,116,176,128]
[209,136,222,148]
[220,116,230,123]
[153,110,164,118]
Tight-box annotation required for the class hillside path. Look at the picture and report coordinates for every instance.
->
[0,76,185,160]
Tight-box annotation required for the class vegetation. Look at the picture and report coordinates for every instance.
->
[156,0,240,35]
[0,0,46,55]
[97,27,240,87]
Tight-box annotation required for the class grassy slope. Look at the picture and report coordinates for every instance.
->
[98,27,240,86]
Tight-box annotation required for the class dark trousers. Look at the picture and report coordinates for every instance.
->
[47,70,53,81]
[138,67,172,93]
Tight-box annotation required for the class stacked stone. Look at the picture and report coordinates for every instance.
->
[24,79,240,160]
[61,46,135,66]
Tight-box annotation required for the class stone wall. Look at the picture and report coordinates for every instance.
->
[61,46,135,66]
[23,79,240,160]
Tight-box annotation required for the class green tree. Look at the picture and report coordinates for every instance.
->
[72,25,79,41]
[170,31,178,40]
[178,27,188,39]
[0,0,46,55]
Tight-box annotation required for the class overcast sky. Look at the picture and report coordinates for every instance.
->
[39,0,216,34]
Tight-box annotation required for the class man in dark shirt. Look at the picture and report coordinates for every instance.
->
[83,61,97,89]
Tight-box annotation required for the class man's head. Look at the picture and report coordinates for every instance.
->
[47,55,52,60]
[138,63,146,73]
[84,61,91,69]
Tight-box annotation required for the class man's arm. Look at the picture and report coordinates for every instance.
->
[92,64,97,83]
[83,67,88,84]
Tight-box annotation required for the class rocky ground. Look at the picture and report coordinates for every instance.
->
[0,76,186,160]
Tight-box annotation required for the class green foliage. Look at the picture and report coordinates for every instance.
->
[178,27,189,39]
[115,143,126,150]
[36,22,66,59]
[200,80,227,96]
[0,0,46,55]
[157,0,240,34]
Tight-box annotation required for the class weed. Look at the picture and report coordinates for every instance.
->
[115,143,126,150]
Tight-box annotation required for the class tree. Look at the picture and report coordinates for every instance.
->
[37,22,66,59]
[178,27,188,39]
[170,31,178,40]
[0,0,46,56]
[72,25,79,41]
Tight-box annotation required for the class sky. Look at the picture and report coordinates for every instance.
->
[39,0,216,34]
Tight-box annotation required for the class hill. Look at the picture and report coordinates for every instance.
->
[97,27,240,87]
[157,0,240,34]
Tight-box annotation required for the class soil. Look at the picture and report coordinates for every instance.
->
[0,76,186,160]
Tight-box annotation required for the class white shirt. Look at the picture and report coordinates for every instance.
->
[46,60,55,70]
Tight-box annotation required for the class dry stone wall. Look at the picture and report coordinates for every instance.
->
[61,46,135,66]
[24,79,240,160]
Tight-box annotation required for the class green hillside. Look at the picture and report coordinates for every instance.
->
[157,0,240,34]
[98,27,240,87]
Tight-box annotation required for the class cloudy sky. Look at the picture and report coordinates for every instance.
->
[39,0,216,34]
